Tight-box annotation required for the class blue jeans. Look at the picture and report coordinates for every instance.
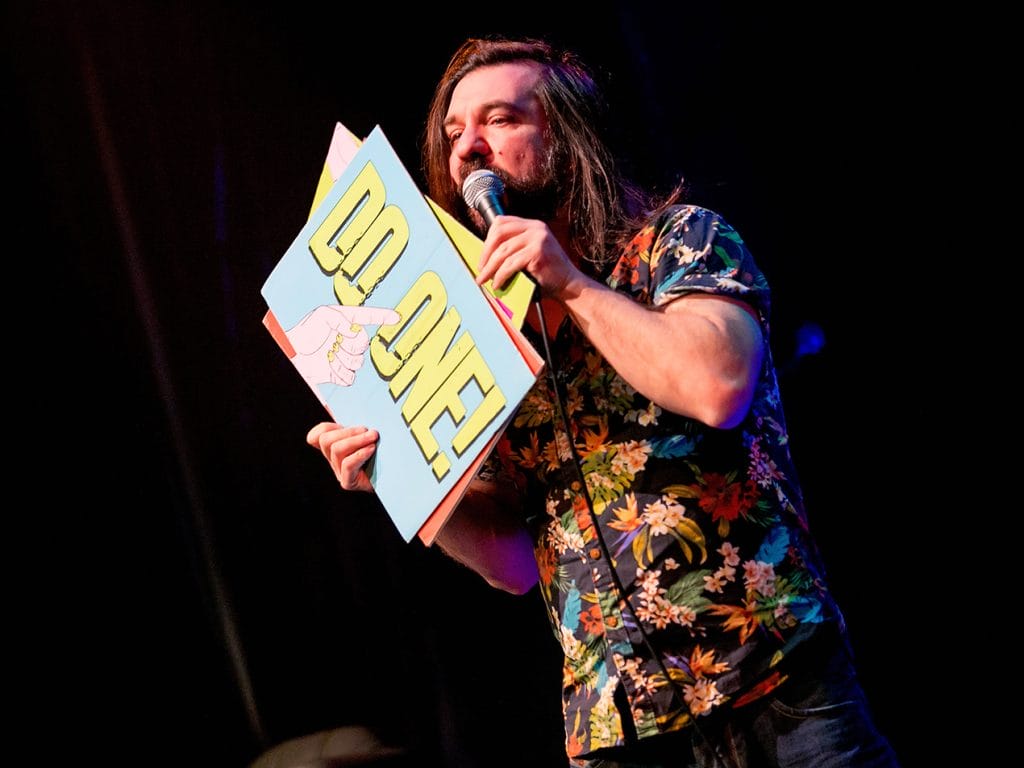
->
[578,628,900,768]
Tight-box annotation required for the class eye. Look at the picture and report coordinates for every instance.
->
[446,129,462,145]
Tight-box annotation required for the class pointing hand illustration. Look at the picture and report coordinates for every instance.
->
[286,304,401,392]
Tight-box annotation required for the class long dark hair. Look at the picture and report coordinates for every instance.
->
[422,37,677,271]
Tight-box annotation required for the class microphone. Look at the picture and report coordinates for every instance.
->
[461,169,539,300]
[461,169,507,228]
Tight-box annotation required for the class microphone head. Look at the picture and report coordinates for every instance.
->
[461,169,505,212]
[460,168,538,297]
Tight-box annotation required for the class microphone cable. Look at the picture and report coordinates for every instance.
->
[464,166,726,764]
[530,297,729,768]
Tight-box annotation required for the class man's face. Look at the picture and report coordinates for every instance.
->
[444,61,560,231]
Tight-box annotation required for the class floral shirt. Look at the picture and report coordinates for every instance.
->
[489,205,843,762]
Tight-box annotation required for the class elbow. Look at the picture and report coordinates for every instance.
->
[437,499,539,594]
[703,405,747,431]
[694,342,763,429]
[483,550,540,594]
[486,569,539,595]
[694,378,757,430]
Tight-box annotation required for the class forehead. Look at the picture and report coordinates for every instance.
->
[445,61,545,119]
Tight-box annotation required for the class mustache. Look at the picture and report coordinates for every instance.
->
[457,159,511,187]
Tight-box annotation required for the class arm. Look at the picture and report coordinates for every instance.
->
[307,423,538,593]
[434,476,539,594]
[560,279,763,428]
[475,216,763,428]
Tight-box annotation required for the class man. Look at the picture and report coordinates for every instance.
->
[307,37,899,768]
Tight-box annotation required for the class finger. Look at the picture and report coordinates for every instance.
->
[489,250,519,291]
[339,332,370,356]
[307,423,367,454]
[330,365,356,387]
[338,445,376,490]
[306,421,341,448]
[340,305,401,334]
[475,235,501,285]
[329,432,379,490]
[489,244,529,291]
[330,344,365,371]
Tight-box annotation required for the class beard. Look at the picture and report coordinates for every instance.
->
[457,147,562,236]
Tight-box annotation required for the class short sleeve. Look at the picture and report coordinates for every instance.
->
[607,205,771,323]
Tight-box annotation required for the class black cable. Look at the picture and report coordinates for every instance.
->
[531,298,728,768]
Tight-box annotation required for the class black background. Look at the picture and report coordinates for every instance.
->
[9,2,939,766]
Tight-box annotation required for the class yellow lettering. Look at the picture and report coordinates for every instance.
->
[449,349,506,455]
[409,390,458,481]
[334,204,408,305]
[394,309,472,421]
[306,161,410,306]
[430,453,452,481]
[308,162,385,276]
[408,346,507,481]
[369,271,447,378]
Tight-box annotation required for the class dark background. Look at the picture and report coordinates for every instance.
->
[10,2,939,766]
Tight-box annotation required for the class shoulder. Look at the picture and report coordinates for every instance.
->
[619,205,724,260]
[653,205,744,244]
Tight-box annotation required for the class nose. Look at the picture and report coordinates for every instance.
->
[452,122,490,161]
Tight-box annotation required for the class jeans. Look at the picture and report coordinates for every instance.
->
[578,627,900,768]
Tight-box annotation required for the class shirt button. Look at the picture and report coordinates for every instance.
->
[589,548,602,560]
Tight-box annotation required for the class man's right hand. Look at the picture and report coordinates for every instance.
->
[306,422,380,492]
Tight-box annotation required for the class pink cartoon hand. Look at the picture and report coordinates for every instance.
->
[285,304,401,390]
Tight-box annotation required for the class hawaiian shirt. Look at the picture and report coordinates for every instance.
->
[489,205,843,761]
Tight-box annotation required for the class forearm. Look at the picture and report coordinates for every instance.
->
[558,274,763,428]
[435,481,538,594]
